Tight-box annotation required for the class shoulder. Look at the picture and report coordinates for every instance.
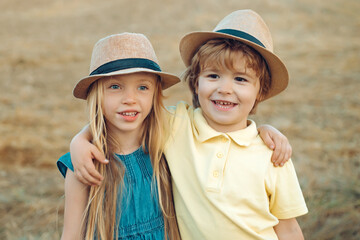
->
[165,101,193,114]
[165,101,196,127]
[57,152,74,178]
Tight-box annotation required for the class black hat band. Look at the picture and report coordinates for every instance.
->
[90,58,161,76]
[216,29,266,48]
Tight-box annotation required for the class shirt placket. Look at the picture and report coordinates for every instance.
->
[206,135,230,192]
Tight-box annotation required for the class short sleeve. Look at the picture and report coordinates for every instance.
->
[165,101,192,138]
[56,152,74,178]
[266,159,308,219]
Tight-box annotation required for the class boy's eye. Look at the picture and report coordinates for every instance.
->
[110,84,120,89]
[208,74,219,79]
[234,77,247,82]
[138,85,148,91]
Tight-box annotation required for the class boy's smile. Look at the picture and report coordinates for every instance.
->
[212,100,238,111]
[196,57,260,133]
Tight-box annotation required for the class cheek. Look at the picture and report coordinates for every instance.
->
[197,78,210,96]
[144,93,155,113]
[102,95,116,114]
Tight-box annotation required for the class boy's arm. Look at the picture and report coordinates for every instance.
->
[257,124,292,167]
[274,218,304,240]
[70,125,107,185]
[61,170,89,239]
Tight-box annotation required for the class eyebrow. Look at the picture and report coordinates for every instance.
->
[136,78,155,85]
[203,67,249,75]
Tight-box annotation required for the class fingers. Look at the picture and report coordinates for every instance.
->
[90,145,109,164]
[74,164,102,186]
[261,133,275,151]
[74,169,92,186]
[73,145,107,186]
[272,137,292,167]
[85,161,103,183]
[271,140,283,166]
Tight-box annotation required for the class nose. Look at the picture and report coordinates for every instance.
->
[217,78,233,94]
[121,88,136,104]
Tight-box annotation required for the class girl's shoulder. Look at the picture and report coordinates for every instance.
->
[57,152,74,178]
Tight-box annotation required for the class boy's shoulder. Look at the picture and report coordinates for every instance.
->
[230,120,270,147]
[228,120,274,160]
[246,134,274,157]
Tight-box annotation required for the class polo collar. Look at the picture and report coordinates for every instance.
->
[193,108,258,147]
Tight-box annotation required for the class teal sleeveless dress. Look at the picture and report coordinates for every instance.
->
[57,147,165,239]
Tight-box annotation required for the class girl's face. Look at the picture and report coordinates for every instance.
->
[102,72,157,138]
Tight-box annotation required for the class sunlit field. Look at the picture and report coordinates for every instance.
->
[0,0,359,239]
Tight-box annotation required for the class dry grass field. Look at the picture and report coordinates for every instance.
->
[0,0,359,239]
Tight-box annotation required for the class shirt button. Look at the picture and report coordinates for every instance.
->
[213,170,219,178]
[222,137,227,143]
[217,152,223,158]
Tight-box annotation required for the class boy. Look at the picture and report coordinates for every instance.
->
[165,9,307,239]
[64,10,306,239]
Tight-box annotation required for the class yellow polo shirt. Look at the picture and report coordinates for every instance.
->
[164,102,308,240]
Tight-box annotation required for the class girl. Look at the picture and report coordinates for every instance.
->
[59,33,181,239]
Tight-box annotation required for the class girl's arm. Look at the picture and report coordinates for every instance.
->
[274,218,304,240]
[61,170,89,239]
[258,124,292,167]
[70,125,108,186]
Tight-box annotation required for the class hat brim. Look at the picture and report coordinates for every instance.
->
[179,31,289,101]
[73,68,180,99]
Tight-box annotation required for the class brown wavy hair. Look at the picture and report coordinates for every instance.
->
[183,38,271,114]
[82,75,180,239]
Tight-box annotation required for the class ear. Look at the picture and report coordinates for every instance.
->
[256,86,265,102]
[256,93,264,102]
[194,79,199,94]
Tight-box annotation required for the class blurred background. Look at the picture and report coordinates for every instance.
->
[0,0,359,239]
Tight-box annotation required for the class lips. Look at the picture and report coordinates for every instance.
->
[212,100,238,110]
[118,111,139,121]
[120,111,138,117]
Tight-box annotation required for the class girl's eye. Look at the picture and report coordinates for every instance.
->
[138,85,148,91]
[110,84,120,89]
[235,77,247,82]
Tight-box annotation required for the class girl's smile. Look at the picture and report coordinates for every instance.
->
[118,110,139,121]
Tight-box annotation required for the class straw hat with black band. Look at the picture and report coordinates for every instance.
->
[179,9,289,101]
[74,32,180,100]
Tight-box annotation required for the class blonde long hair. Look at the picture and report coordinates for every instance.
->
[82,76,180,239]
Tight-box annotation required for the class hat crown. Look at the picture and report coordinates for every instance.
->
[89,33,159,74]
[179,9,289,101]
[73,32,180,100]
[213,9,273,52]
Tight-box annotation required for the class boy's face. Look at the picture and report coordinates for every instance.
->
[196,57,260,132]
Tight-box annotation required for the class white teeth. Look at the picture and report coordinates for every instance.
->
[121,112,137,116]
[215,101,232,105]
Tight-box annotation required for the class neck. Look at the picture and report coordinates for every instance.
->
[109,126,144,155]
[115,139,142,155]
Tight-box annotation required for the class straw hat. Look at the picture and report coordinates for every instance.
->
[73,33,180,99]
[179,9,289,100]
